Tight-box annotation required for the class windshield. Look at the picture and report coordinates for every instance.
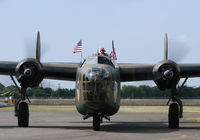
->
[80,55,115,67]
[98,56,114,67]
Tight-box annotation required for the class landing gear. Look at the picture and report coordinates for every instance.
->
[85,114,110,131]
[18,102,29,127]
[93,115,101,131]
[168,103,179,128]
[11,75,30,127]
[167,90,182,129]
[167,78,188,129]
[17,87,30,127]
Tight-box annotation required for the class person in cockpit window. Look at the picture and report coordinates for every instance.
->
[98,48,112,58]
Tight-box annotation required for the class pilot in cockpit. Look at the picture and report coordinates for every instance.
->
[97,48,112,58]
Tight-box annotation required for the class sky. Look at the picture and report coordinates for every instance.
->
[0,0,200,89]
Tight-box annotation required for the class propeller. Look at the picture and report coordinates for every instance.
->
[169,40,190,62]
[164,33,191,62]
[25,31,49,61]
[10,32,45,102]
[164,33,168,61]
[163,33,189,118]
[24,31,41,61]
[36,32,41,61]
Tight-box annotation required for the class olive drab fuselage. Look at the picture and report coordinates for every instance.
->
[75,55,120,116]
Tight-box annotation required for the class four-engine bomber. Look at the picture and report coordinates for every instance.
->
[1,32,200,130]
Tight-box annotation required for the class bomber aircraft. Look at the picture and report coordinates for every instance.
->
[0,32,200,131]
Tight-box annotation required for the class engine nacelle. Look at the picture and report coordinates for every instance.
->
[15,58,44,87]
[153,60,180,90]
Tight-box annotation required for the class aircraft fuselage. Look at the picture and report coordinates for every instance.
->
[75,62,120,116]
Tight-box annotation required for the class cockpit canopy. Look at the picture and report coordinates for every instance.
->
[80,55,115,67]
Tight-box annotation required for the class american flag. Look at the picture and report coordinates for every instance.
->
[112,40,117,60]
[73,40,82,53]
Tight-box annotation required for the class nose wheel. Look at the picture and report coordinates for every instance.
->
[93,115,101,131]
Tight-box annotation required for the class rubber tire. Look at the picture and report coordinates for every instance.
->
[93,115,100,131]
[18,102,29,127]
[168,103,179,129]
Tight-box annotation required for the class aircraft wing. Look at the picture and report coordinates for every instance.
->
[118,63,154,82]
[119,63,200,82]
[1,61,200,83]
[0,61,18,75]
[0,61,78,81]
[42,62,78,81]
[179,64,200,78]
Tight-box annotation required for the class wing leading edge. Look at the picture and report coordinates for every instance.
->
[119,63,200,82]
[0,61,78,81]
[118,63,154,82]
[1,61,200,83]
[42,62,78,81]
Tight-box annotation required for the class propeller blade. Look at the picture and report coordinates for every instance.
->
[164,33,168,61]
[25,39,35,58]
[169,39,190,62]
[36,31,41,61]
[25,33,49,60]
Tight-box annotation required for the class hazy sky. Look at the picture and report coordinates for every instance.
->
[0,0,200,89]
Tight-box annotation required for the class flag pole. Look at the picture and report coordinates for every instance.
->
[81,51,82,62]
[81,40,82,62]
[73,40,83,62]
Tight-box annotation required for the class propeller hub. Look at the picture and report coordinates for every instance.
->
[24,68,32,77]
[153,60,180,90]
[163,70,173,80]
[15,58,44,87]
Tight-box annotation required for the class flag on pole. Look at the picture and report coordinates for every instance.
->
[112,40,117,60]
[73,40,82,53]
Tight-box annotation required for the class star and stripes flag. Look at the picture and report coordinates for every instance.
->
[73,40,82,53]
[112,40,117,60]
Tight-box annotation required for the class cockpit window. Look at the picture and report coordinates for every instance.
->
[84,56,98,65]
[80,55,115,67]
[98,56,114,67]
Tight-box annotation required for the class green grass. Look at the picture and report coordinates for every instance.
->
[187,118,200,122]
[120,106,200,113]
[119,106,168,113]
[0,105,76,111]
[1,105,200,113]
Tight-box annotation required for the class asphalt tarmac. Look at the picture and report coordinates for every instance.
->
[0,110,200,140]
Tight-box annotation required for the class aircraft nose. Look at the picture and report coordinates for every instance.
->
[86,67,110,81]
[82,67,111,97]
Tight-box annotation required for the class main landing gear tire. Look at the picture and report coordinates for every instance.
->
[18,102,29,127]
[93,115,100,131]
[168,103,179,129]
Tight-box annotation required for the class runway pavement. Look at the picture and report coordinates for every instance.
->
[0,109,200,140]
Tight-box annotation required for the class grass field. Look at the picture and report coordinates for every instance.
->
[187,118,200,122]
[1,105,200,114]
[2,105,200,122]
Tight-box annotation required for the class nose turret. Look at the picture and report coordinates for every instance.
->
[81,67,111,101]
[86,67,110,82]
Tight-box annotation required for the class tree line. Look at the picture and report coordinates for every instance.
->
[121,85,200,99]
[1,83,200,99]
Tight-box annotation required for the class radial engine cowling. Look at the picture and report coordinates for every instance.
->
[15,58,44,88]
[153,60,180,90]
